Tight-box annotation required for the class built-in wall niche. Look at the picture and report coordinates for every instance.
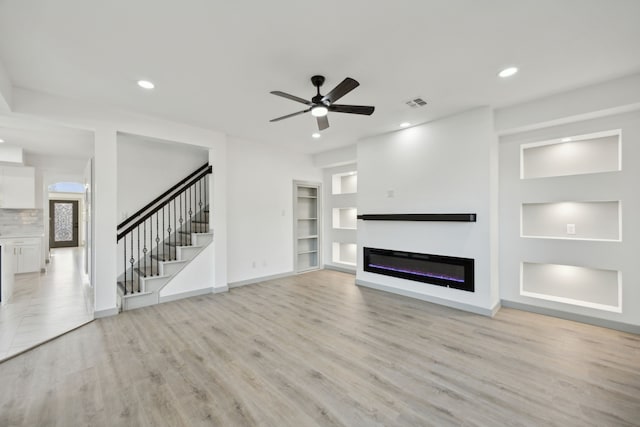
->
[332,171,357,195]
[521,201,621,241]
[521,262,621,313]
[332,242,357,266]
[332,207,357,229]
[521,130,621,179]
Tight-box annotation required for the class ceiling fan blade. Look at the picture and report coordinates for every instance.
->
[270,91,312,105]
[270,109,311,122]
[317,115,329,131]
[322,78,359,103]
[329,104,375,115]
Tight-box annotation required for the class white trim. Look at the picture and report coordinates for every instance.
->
[323,264,356,274]
[159,287,215,303]
[228,271,294,288]
[355,279,497,317]
[501,300,639,334]
[94,307,118,318]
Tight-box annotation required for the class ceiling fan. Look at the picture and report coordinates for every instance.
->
[269,75,375,131]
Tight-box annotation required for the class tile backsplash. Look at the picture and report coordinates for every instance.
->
[0,209,45,236]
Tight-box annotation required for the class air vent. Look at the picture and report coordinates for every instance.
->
[405,97,427,108]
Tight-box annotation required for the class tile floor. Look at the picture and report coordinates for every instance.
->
[0,247,93,361]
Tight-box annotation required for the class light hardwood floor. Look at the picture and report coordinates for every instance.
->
[0,248,94,361]
[0,269,638,426]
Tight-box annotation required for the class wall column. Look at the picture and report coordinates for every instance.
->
[93,127,118,316]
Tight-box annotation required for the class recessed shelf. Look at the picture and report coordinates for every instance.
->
[332,172,357,195]
[520,130,621,179]
[332,207,357,230]
[295,181,321,273]
[521,201,621,241]
[297,251,318,271]
[520,262,621,313]
[332,242,357,266]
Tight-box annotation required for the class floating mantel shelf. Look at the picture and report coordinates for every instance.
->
[357,213,477,222]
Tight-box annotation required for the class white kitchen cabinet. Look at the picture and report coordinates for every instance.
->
[2,237,42,274]
[0,166,36,209]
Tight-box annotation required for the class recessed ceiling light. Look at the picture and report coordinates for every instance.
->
[137,80,155,89]
[400,122,411,128]
[0,138,4,143]
[312,133,321,139]
[498,67,518,78]
[561,137,572,142]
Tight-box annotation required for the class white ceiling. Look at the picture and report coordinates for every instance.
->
[0,0,639,154]
[0,115,93,159]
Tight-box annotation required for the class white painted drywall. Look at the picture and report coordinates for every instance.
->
[159,243,221,297]
[522,201,620,240]
[495,73,640,135]
[226,136,322,283]
[499,110,640,326]
[522,262,619,309]
[522,135,619,179]
[117,133,208,220]
[357,107,499,313]
[93,127,118,314]
[0,57,12,111]
[312,144,357,168]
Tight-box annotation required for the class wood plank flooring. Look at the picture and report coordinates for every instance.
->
[0,269,639,426]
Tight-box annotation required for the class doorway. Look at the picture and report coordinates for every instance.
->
[49,199,79,248]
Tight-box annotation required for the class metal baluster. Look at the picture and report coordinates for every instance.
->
[205,175,208,231]
[123,235,127,295]
[136,227,140,293]
[156,211,160,274]
[188,184,193,241]
[149,216,153,276]
[173,196,177,260]
[143,220,147,287]
[179,191,183,248]
[162,206,165,263]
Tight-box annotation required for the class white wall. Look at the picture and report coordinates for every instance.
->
[226,136,322,284]
[117,133,208,220]
[0,57,12,111]
[499,110,640,327]
[356,107,499,315]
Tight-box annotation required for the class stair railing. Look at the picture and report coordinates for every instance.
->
[116,163,212,295]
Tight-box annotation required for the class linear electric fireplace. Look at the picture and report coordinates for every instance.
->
[363,247,474,292]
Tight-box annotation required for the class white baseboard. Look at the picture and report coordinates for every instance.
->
[323,264,356,275]
[501,300,640,334]
[229,271,294,288]
[355,279,496,317]
[159,287,215,304]
[94,307,118,318]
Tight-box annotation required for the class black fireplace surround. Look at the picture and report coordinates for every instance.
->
[363,247,474,292]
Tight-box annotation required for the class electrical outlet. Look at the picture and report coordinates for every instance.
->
[566,224,576,235]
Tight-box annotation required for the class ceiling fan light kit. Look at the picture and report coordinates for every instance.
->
[270,75,375,131]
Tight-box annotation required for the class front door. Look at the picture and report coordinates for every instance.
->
[49,200,79,248]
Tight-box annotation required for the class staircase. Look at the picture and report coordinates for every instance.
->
[116,163,213,311]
